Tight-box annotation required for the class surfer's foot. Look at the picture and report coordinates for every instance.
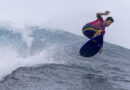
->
[99,48,103,53]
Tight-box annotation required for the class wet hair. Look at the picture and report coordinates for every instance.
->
[106,17,114,22]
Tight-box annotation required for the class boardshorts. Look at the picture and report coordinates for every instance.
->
[82,24,99,39]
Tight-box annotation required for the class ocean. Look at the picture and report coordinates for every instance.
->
[0,26,129,90]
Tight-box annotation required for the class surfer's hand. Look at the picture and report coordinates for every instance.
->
[104,11,110,15]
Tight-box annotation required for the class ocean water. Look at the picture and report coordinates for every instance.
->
[0,25,129,90]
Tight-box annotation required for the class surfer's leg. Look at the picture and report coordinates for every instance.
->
[82,29,95,39]
[99,46,103,53]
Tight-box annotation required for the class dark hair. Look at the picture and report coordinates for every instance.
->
[106,17,114,22]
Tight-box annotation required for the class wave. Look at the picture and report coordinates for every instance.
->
[0,25,129,90]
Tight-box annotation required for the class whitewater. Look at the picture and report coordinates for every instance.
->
[0,25,129,90]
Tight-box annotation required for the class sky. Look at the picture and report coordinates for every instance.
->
[0,0,130,49]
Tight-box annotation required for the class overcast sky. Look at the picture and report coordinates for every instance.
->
[0,0,130,49]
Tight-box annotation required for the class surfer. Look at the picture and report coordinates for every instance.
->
[82,11,114,53]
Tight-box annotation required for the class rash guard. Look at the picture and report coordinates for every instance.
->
[89,17,105,36]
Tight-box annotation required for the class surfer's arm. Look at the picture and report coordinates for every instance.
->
[97,11,110,18]
[93,30,102,37]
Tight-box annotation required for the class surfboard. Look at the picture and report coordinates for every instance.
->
[79,35,103,57]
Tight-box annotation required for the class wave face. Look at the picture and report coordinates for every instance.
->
[0,26,129,90]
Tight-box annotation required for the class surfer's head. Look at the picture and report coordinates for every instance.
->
[105,17,114,27]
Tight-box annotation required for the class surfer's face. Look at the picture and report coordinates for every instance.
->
[105,20,113,27]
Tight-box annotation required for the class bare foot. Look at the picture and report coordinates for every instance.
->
[99,48,103,53]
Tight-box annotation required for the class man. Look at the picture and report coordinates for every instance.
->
[82,11,114,53]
